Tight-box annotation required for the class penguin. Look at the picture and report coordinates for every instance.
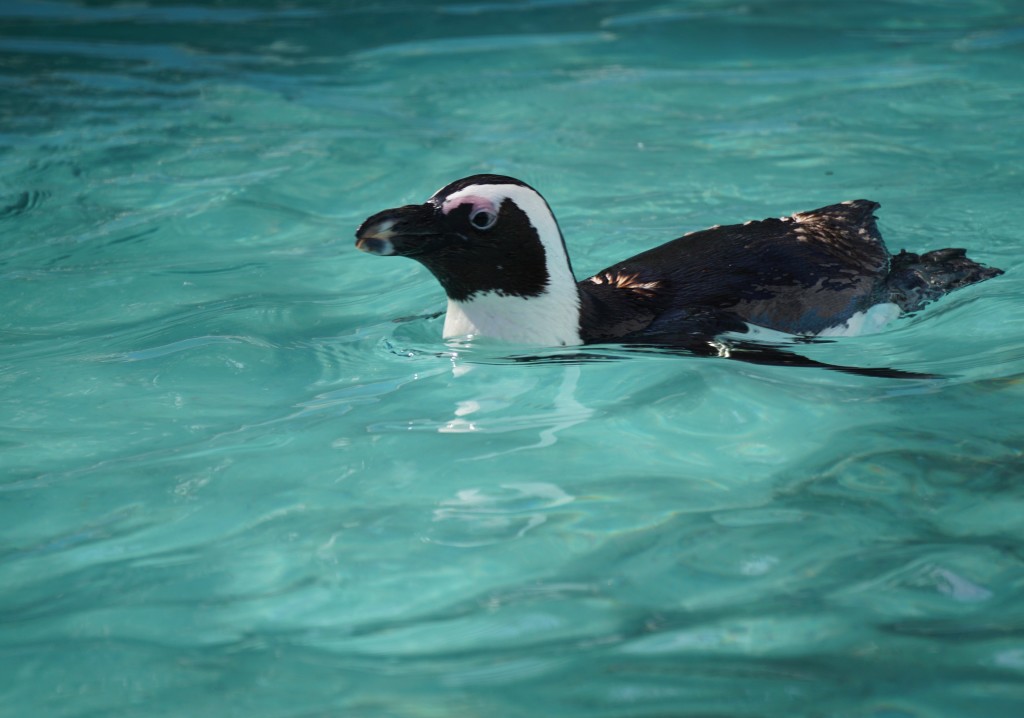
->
[355,174,1002,375]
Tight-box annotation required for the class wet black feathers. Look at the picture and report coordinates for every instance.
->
[575,200,995,341]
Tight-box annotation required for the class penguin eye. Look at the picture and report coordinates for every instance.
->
[469,208,497,230]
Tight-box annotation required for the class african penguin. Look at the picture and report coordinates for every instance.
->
[355,174,1002,361]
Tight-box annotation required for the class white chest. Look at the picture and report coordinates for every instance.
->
[443,290,583,347]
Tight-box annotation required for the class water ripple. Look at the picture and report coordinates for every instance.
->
[0,189,49,219]
[352,31,614,61]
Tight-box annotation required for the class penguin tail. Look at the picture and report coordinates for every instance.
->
[886,248,1003,312]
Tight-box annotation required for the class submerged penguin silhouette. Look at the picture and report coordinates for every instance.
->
[356,175,1002,377]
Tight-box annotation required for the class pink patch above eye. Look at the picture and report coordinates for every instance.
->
[441,194,497,216]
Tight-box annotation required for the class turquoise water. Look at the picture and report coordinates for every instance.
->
[3,0,1024,715]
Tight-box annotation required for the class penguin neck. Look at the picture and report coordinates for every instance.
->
[442,272,583,347]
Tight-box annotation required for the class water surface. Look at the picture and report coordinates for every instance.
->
[2,1,1024,716]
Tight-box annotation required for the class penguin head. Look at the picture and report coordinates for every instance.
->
[356,175,584,345]
[355,174,576,303]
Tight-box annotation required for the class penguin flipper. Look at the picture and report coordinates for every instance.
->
[508,334,936,379]
[705,338,940,379]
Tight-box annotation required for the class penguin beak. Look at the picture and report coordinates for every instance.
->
[355,203,440,257]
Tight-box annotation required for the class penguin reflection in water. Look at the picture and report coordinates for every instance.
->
[356,175,1002,377]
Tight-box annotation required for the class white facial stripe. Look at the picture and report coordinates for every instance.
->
[440,193,497,217]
